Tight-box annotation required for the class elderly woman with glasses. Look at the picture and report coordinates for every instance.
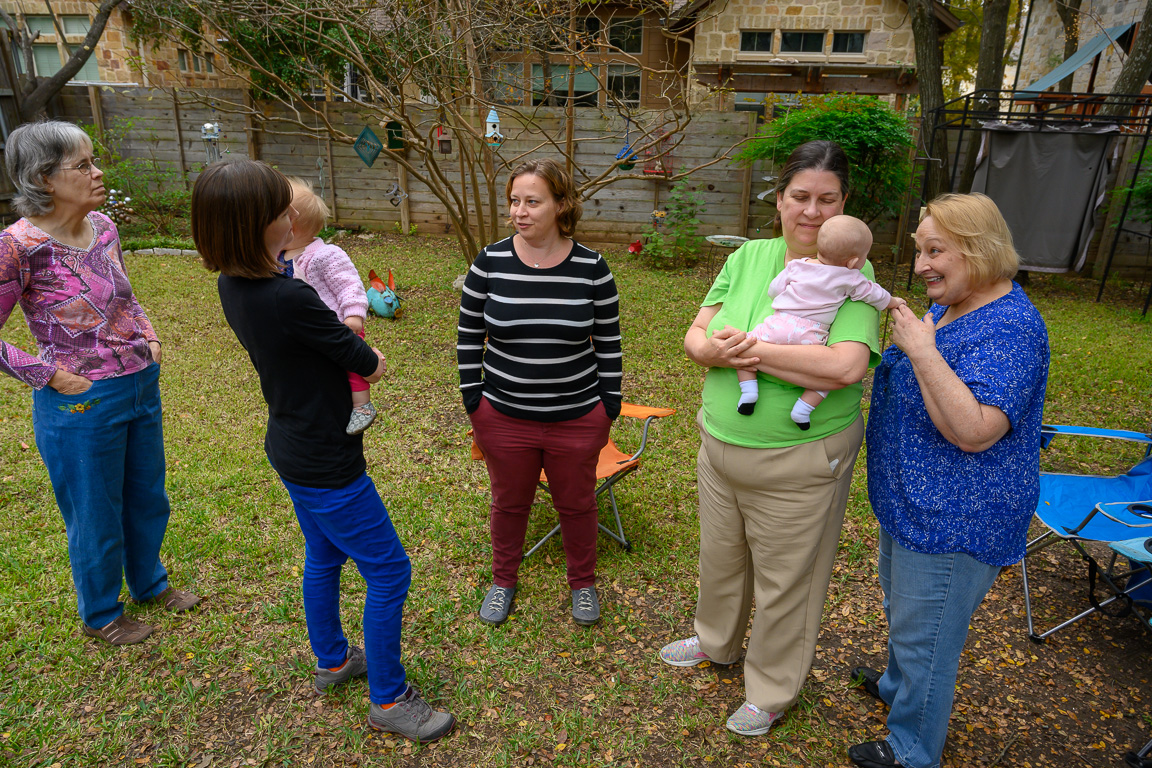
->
[0,120,199,646]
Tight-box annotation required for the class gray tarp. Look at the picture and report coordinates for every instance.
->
[971,125,1117,273]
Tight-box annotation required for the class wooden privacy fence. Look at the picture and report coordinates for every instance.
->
[51,84,790,251]
[51,84,1152,277]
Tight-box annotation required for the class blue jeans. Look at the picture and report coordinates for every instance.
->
[876,529,1001,768]
[32,364,170,628]
[281,473,410,704]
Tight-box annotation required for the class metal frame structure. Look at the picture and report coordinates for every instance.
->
[916,90,1152,315]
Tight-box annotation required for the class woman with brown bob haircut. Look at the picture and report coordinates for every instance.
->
[192,159,455,742]
[458,157,622,628]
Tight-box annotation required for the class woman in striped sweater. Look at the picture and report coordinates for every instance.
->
[457,158,622,628]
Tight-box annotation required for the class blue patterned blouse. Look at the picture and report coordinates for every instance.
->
[866,283,1049,566]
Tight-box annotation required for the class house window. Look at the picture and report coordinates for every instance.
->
[66,45,100,80]
[62,15,90,35]
[304,77,326,101]
[531,64,598,106]
[32,44,62,75]
[342,64,369,101]
[23,15,57,36]
[780,31,824,53]
[487,62,525,105]
[179,49,215,75]
[578,16,602,48]
[740,31,774,53]
[607,64,641,107]
[607,17,642,54]
[733,92,767,116]
[832,32,865,53]
[24,14,89,38]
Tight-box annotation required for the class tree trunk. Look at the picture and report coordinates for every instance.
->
[11,0,122,121]
[1055,0,1082,93]
[1101,3,1152,118]
[958,0,1011,193]
[909,0,948,199]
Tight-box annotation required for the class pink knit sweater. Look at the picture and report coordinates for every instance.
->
[292,239,368,322]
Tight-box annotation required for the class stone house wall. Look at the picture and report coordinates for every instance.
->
[692,0,918,68]
[1015,0,1148,95]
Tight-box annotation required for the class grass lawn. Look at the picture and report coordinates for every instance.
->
[1,233,1150,767]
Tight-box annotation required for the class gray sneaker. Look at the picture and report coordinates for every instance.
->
[571,586,600,626]
[346,402,377,435]
[478,585,515,625]
[367,685,456,742]
[313,644,368,694]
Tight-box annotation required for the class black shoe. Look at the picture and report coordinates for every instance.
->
[795,420,811,430]
[737,401,756,415]
[848,740,902,768]
[849,666,884,701]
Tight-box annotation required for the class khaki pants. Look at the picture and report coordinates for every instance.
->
[694,410,864,713]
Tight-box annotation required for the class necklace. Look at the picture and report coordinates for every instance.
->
[525,238,566,268]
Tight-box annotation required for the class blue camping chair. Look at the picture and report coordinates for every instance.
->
[1020,424,1152,642]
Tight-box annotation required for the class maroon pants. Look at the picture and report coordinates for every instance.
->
[469,397,612,589]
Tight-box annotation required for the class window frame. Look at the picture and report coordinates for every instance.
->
[831,31,866,55]
[739,31,774,53]
[531,63,599,107]
[486,61,526,106]
[607,63,641,108]
[779,31,825,54]
[606,17,643,55]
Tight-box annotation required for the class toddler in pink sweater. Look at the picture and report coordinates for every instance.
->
[738,215,905,428]
[283,178,377,435]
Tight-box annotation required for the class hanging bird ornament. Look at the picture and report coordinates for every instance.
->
[367,268,403,319]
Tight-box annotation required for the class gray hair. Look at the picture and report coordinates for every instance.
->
[5,120,93,218]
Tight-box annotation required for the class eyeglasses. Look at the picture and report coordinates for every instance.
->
[59,158,101,176]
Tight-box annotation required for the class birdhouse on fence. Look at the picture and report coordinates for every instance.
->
[436,125,452,155]
[384,121,405,150]
[201,122,222,164]
[484,109,503,148]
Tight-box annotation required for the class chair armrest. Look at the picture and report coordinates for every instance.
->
[1042,424,1152,444]
[619,403,676,420]
[617,403,676,463]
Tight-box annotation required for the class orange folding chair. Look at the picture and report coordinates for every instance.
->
[470,402,676,557]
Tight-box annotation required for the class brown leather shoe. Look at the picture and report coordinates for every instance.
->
[155,587,202,613]
[82,614,154,646]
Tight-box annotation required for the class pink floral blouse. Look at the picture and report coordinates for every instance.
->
[0,212,159,389]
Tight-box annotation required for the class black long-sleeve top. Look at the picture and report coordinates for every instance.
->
[218,272,379,488]
[457,236,622,422]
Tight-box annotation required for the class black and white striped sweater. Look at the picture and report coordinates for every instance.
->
[457,236,622,422]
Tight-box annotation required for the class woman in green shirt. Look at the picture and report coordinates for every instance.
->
[658,141,881,736]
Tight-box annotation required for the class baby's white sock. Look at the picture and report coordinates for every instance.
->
[791,398,816,430]
[737,380,758,415]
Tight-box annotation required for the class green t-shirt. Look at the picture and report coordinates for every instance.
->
[700,237,881,448]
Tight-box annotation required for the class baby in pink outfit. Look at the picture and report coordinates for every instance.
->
[282,178,377,435]
[738,215,905,428]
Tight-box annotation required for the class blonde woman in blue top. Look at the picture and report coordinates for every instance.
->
[851,193,1049,768]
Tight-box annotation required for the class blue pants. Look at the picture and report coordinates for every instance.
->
[281,473,410,704]
[876,529,1001,768]
[32,364,170,628]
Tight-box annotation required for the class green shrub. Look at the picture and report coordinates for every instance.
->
[84,119,192,238]
[121,235,197,251]
[1113,165,1152,225]
[638,180,706,270]
[736,94,914,224]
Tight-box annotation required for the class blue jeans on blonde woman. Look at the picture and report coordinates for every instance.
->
[280,473,411,704]
[32,363,171,628]
[875,529,1001,768]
